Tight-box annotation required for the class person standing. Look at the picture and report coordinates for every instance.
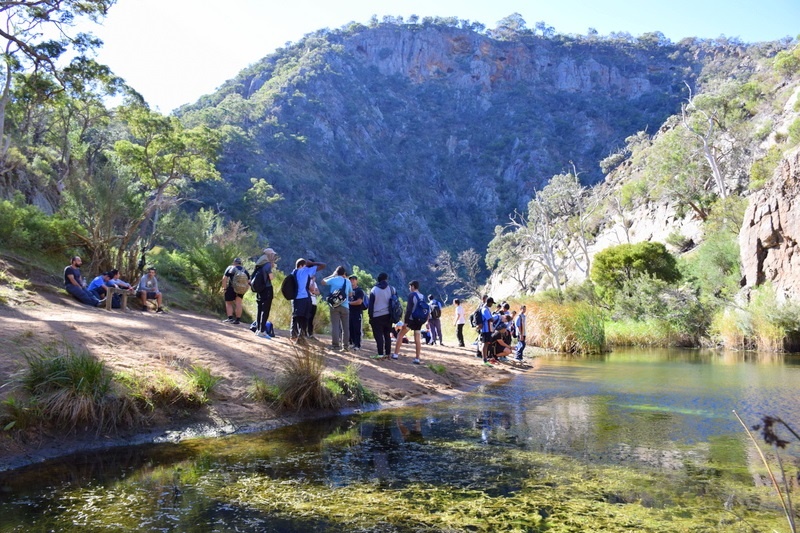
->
[137,267,165,312]
[427,294,444,345]
[307,275,320,339]
[323,266,351,351]
[368,272,395,359]
[454,298,466,347]
[290,258,326,342]
[63,256,105,307]
[480,297,496,365]
[392,280,425,365]
[222,258,250,325]
[515,304,527,361]
[349,275,367,350]
[252,248,276,338]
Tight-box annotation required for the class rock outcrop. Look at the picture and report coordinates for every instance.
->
[740,146,800,301]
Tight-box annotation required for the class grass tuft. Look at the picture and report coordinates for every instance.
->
[275,345,337,411]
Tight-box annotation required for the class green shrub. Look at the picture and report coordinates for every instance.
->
[184,365,223,402]
[605,318,676,347]
[326,363,379,405]
[18,344,141,433]
[249,376,280,404]
[591,242,680,303]
[531,302,605,354]
[275,345,337,411]
[750,146,786,190]
[0,193,84,252]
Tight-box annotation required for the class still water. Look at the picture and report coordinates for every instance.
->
[1,349,799,532]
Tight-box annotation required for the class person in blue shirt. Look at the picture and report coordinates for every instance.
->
[480,297,496,364]
[323,266,352,351]
[290,258,326,342]
[87,271,112,300]
[426,294,444,345]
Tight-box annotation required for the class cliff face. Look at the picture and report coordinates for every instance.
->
[180,23,710,288]
[740,146,800,301]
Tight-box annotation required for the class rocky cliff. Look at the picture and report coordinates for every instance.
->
[178,22,740,289]
[740,146,800,301]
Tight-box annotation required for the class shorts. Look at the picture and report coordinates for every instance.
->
[480,331,493,343]
[224,286,245,302]
[406,318,424,331]
[141,291,158,300]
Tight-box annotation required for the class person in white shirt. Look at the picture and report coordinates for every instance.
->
[454,298,466,347]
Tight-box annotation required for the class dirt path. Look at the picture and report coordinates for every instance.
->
[0,286,534,471]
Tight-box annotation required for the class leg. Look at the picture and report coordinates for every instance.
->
[307,304,316,336]
[413,330,421,360]
[256,292,266,332]
[393,325,409,356]
[340,307,350,350]
[330,306,342,348]
[457,324,465,347]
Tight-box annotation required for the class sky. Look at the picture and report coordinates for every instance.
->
[85,0,800,114]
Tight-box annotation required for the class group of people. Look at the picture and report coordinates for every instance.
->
[475,297,527,365]
[63,256,165,312]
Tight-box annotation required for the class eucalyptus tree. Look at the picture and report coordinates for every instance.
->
[0,0,115,158]
[431,248,484,300]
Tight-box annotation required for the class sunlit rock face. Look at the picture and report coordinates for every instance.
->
[740,146,800,301]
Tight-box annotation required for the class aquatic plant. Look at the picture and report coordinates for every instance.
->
[531,302,605,354]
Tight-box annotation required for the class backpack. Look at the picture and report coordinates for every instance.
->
[470,307,484,329]
[360,290,369,312]
[231,267,250,295]
[388,287,403,323]
[410,293,430,322]
[250,264,268,293]
[430,300,441,319]
[280,270,299,300]
[326,278,348,308]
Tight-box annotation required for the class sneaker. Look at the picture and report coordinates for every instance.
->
[233,318,241,324]
[489,358,499,364]
[224,317,234,323]
[256,331,271,339]
[156,307,165,314]
[514,357,523,362]
[412,358,421,365]
[328,344,342,350]
[391,354,399,360]
[484,361,495,366]
[498,356,507,362]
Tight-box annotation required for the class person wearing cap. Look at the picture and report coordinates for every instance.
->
[222,257,250,324]
[137,267,164,312]
[252,248,277,338]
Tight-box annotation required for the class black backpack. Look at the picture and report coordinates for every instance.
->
[430,300,441,319]
[280,270,298,300]
[250,264,268,293]
[470,306,484,329]
[388,287,403,323]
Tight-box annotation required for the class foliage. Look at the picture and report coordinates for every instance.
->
[13,343,141,433]
[774,43,800,75]
[183,365,223,402]
[274,345,337,411]
[431,248,485,299]
[591,242,680,302]
[248,376,280,404]
[530,302,605,354]
[604,318,679,347]
[750,145,786,190]
[0,192,84,251]
[326,363,379,405]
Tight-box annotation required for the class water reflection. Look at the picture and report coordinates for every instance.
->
[1,348,798,532]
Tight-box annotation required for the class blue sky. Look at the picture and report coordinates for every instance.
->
[89,0,800,113]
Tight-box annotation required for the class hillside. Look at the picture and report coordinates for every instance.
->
[174,22,771,290]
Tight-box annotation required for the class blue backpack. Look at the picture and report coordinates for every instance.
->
[410,293,430,322]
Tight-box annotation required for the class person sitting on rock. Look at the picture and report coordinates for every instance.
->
[137,267,165,313]
[63,256,105,308]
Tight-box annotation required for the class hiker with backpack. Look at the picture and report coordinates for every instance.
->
[514,304,527,362]
[306,275,320,339]
[426,294,444,345]
[368,272,399,360]
[391,280,428,365]
[222,257,250,325]
[251,248,277,338]
[479,297,496,365]
[322,266,352,351]
[348,275,367,351]
[286,258,327,342]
